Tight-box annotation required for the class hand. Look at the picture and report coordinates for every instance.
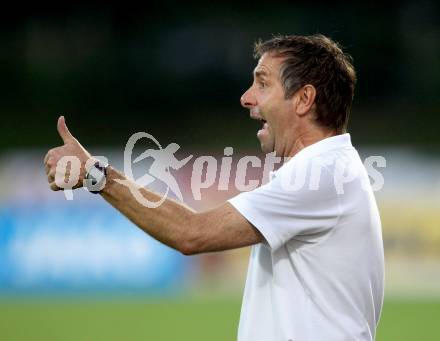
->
[44,116,93,191]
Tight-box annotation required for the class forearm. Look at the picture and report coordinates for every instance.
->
[45,116,262,255]
[100,166,196,254]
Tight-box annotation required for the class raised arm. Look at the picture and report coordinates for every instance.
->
[44,116,262,255]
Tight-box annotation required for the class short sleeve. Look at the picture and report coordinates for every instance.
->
[228,158,341,251]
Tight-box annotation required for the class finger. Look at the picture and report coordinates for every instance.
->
[52,167,76,189]
[57,116,75,144]
[47,171,55,183]
[49,181,61,191]
[43,149,54,165]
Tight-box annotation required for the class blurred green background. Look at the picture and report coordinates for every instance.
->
[1,2,440,340]
[1,1,439,151]
[0,297,440,340]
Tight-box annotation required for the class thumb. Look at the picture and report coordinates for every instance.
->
[57,116,75,143]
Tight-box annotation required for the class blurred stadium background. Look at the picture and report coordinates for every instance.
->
[1,2,439,340]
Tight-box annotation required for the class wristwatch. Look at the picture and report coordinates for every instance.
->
[85,161,108,194]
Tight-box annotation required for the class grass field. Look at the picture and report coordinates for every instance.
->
[0,297,439,340]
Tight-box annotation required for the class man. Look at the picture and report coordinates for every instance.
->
[44,34,384,340]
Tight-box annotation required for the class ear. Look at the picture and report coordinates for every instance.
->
[294,84,316,116]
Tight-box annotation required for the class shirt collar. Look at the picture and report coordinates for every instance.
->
[295,133,352,158]
[269,133,353,179]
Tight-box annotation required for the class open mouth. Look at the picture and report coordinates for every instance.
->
[257,119,269,137]
[257,118,267,130]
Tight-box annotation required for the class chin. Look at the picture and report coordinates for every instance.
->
[259,141,275,154]
[260,145,270,153]
[257,132,275,154]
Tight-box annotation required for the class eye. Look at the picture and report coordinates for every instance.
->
[258,80,266,89]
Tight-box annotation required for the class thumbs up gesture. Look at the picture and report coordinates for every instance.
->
[44,116,93,191]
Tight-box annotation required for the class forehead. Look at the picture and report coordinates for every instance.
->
[253,53,283,78]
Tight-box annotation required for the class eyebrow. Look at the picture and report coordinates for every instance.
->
[254,69,269,79]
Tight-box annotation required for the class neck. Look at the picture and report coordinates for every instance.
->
[282,127,338,157]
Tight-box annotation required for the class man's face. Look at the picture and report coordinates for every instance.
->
[240,53,297,155]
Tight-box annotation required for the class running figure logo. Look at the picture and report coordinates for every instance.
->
[117,132,193,208]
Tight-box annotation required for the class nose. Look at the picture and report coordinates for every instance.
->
[240,87,256,109]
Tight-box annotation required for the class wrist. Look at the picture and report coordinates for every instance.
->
[85,160,108,194]
[100,165,118,195]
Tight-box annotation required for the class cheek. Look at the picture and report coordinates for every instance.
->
[266,102,285,125]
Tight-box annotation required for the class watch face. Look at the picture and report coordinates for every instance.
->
[86,165,106,192]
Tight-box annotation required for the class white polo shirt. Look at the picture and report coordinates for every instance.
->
[228,134,384,341]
